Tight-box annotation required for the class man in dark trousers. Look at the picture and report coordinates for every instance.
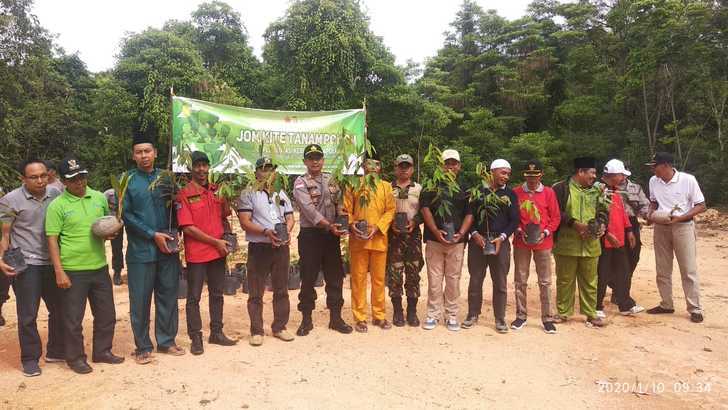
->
[45,156,124,374]
[177,151,237,354]
[123,134,185,364]
[238,157,295,346]
[462,159,519,333]
[0,159,64,376]
[292,144,353,336]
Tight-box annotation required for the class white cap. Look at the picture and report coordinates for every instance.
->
[442,149,460,162]
[603,159,631,176]
[490,159,511,170]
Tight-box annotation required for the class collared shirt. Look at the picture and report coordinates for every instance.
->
[103,188,118,213]
[392,181,422,222]
[649,170,705,217]
[0,185,61,265]
[512,183,561,250]
[238,190,293,243]
[47,180,65,193]
[293,172,339,227]
[618,179,650,219]
[176,182,230,263]
[123,168,177,264]
[45,188,109,271]
[343,179,396,252]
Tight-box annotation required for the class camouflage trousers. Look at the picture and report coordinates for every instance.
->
[386,229,424,299]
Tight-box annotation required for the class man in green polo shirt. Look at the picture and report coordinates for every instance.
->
[46,156,125,374]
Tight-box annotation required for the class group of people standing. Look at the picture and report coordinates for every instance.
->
[0,136,707,378]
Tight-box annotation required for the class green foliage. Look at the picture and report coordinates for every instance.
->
[520,199,541,224]
[109,172,131,221]
[468,163,512,231]
[421,144,460,220]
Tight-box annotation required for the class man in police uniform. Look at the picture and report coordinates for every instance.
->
[293,144,353,336]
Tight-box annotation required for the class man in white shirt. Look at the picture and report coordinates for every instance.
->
[646,152,706,322]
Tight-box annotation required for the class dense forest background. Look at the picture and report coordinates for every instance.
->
[1,0,726,203]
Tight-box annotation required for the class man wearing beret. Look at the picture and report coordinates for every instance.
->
[646,152,706,322]
[552,157,609,328]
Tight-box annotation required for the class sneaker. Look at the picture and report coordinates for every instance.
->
[510,318,527,330]
[690,313,704,323]
[620,305,645,316]
[543,322,557,334]
[495,320,508,333]
[250,334,264,346]
[273,330,295,342]
[586,317,607,328]
[22,361,41,377]
[461,315,479,329]
[595,310,606,319]
[646,306,674,314]
[446,318,460,332]
[422,317,437,330]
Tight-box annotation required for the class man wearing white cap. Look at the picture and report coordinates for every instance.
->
[596,160,641,317]
[420,149,473,331]
[463,159,519,333]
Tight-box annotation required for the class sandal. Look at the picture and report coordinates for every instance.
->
[354,321,368,333]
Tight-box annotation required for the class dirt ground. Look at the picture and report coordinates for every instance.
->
[0,213,726,409]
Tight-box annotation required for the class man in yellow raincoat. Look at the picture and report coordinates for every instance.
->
[344,156,395,332]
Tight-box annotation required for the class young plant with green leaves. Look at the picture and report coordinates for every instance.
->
[109,172,131,221]
[468,162,512,234]
[421,144,460,221]
[331,129,379,210]
[519,199,541,224]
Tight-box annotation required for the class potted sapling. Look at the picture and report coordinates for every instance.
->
[394,188,410,235]
[469,163,512,255]
[91,172,130,238]
[0,207,27,274]
[288,258,301,290]
[520,199,542,245]
[222,264,240,296]
[421,144,460,242]
[587,183,611,238]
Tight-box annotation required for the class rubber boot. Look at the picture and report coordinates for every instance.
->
[406,297,420,327]
[190,333,204,355]
[328,308,353,334]
[392,297,405,327]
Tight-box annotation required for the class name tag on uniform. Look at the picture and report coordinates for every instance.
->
[188,194,202,204]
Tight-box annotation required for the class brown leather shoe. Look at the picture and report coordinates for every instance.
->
[354,321,368,333]
[372,319,392,330]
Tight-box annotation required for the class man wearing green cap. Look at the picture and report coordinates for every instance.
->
[552,157,609,328]
[123,133,185,364]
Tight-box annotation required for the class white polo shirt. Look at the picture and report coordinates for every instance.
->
[649,170,705,217]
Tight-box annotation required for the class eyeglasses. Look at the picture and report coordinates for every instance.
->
[25,173,49,181]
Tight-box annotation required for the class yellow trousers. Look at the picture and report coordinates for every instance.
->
[350,249,387,322]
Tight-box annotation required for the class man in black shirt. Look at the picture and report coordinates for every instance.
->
[420,149,473,331]
[462,159,519,333]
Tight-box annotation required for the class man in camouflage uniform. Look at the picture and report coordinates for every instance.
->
[386,154,424,327]
[292,144,353,336]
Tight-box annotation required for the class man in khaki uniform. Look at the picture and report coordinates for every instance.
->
[292,144,353,336]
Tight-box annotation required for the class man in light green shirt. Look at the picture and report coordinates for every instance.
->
[552,157,609,328]
[46,156,124,374]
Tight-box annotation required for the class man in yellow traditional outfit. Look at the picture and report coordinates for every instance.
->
[344,155,395,332]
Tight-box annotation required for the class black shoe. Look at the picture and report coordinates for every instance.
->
[406,297,419,327]
[690,313,704,323]
[190,333,204,355]
[543,321,557,334]
[328,319,353,334]
[647,306,675,314]
[297,321,314,336]
[92,350,125,364]
[67,358,93,374]
[510,318,527,330]
[22,361,41,377]
[113,272,122,286]
[208,332,237,346]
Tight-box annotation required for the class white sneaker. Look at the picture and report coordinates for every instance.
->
[620,305,645,316]
[595,310,606,319]
[446,318,460,331]
[422,317,437,330]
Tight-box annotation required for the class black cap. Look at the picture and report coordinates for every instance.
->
[58,156,89,179]
[573,156,596,170]
[132,126,155,147]
[523,159,543,176]
[190,151,210,165]
[255,157,276,169]
[303,144,324,159]
[645,151,673,166]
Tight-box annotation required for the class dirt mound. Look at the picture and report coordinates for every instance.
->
[695,208,728,229]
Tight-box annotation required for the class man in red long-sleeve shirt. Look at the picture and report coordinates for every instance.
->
[512,160,561,334]
[596,159,642,318]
